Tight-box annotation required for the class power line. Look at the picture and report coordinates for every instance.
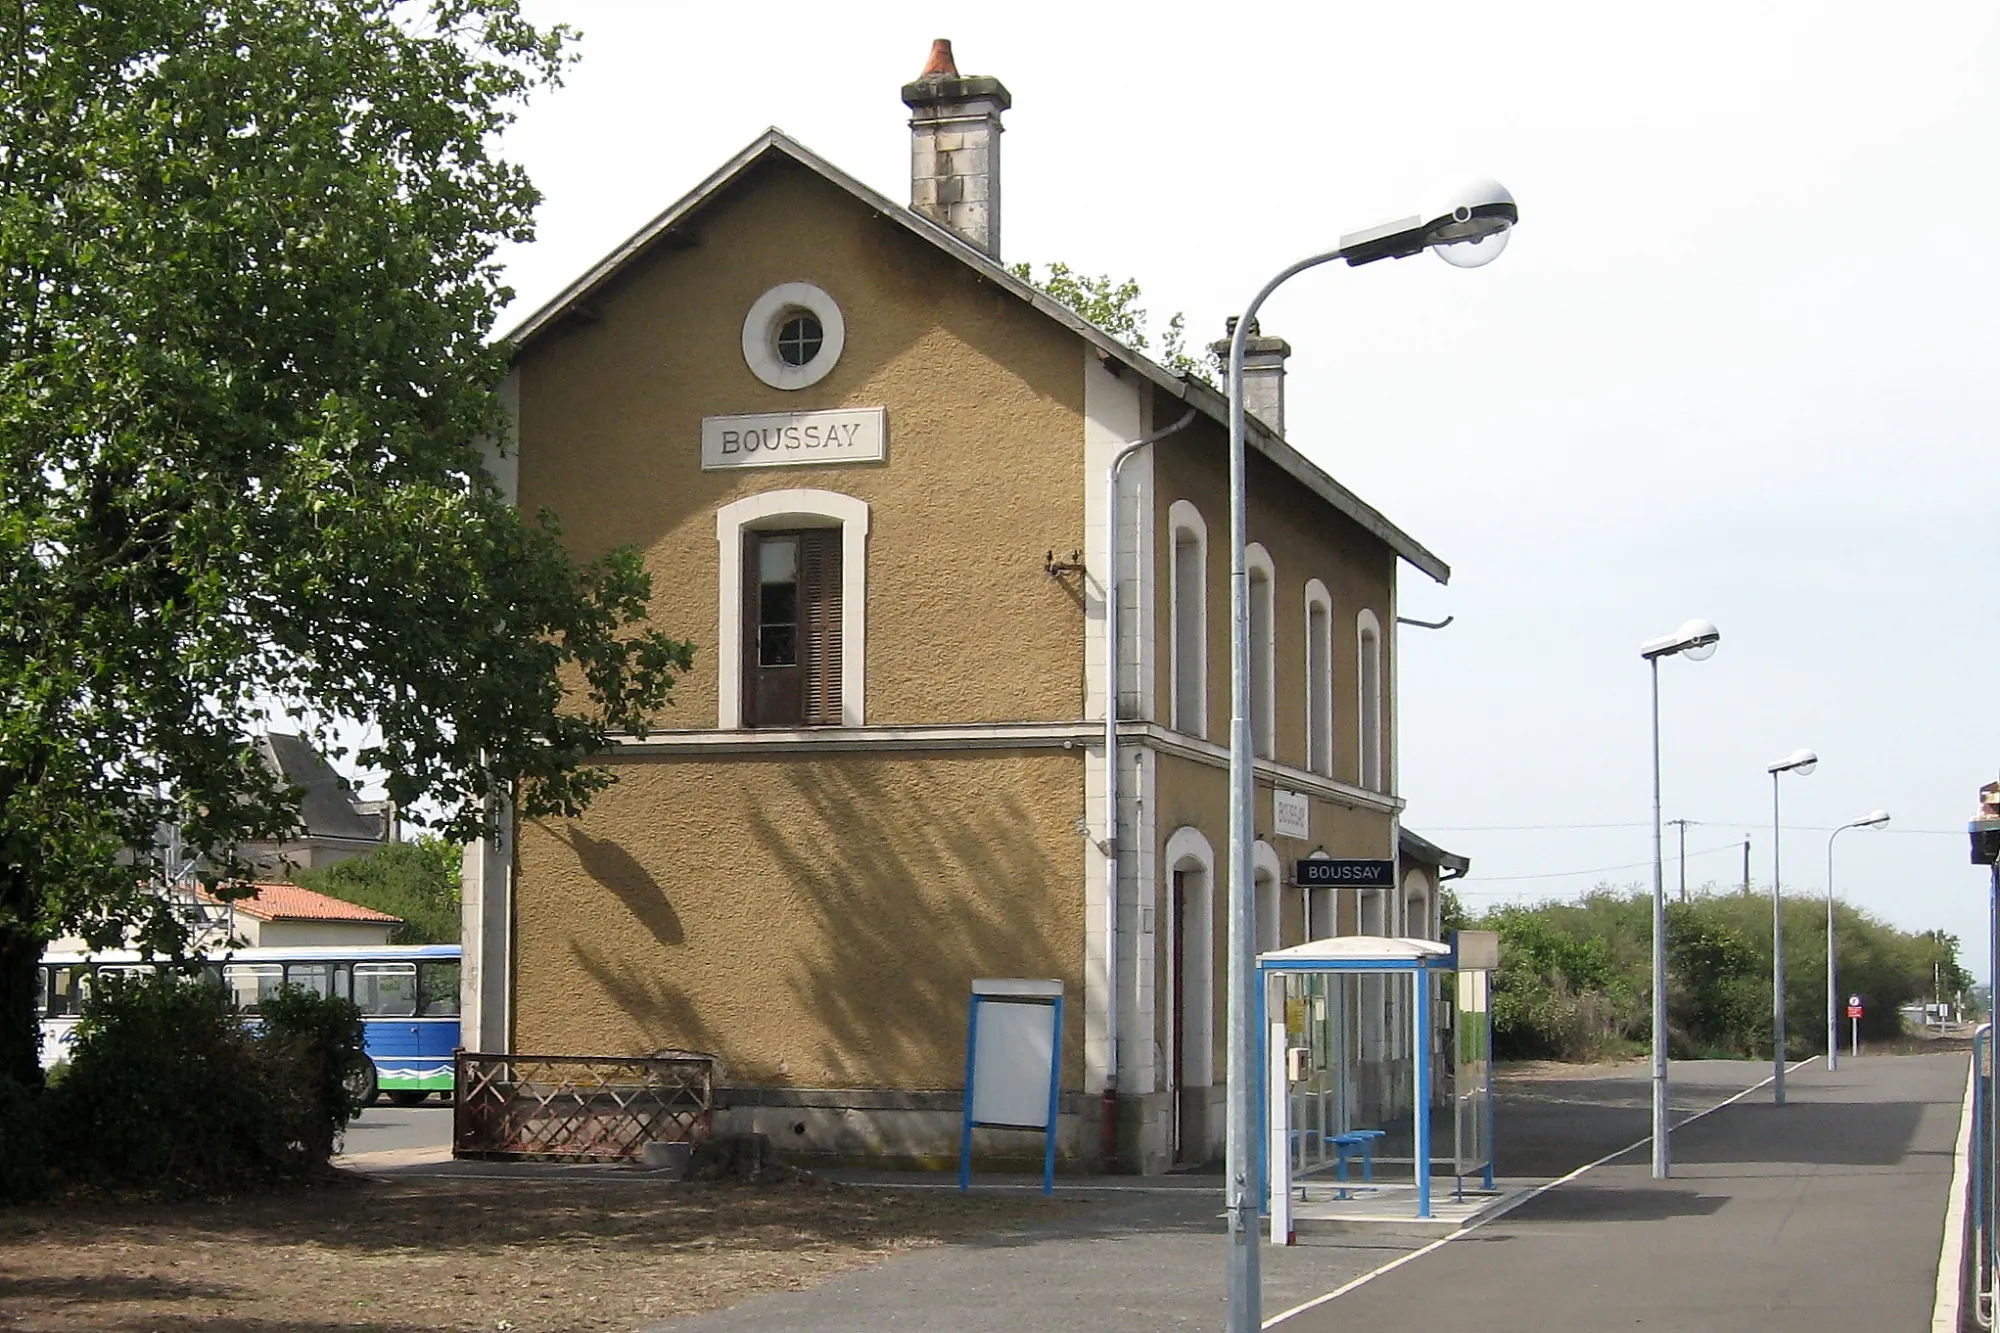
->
[1461,839,1745,885]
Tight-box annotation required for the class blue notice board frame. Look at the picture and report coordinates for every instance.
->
[959,979,1064,1196]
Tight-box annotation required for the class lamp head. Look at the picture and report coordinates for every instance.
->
[1639,617,1721,662]
[1858,810,1890,829]
[1769,747,1819,776]
[1427,179,1518,269]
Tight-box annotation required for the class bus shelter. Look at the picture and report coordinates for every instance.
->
[1257,931,1498,1236]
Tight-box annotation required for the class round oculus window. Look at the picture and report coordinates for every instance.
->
[742,282,844,390]
[776,311,823,367]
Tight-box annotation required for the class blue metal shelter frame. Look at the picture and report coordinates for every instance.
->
[1256,932,1496,1222]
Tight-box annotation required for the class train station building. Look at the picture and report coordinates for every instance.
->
[461,42,1468,1173]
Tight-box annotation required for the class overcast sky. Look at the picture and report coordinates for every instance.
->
[479,1,2000,977]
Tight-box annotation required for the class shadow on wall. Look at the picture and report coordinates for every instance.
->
[562,828,684,947]
[741,756,1072,1090]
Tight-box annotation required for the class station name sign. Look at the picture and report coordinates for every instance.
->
[1294,858,1395,888]
[701,407,886,470]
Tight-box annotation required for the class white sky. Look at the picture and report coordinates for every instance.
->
[473,1,2000,977]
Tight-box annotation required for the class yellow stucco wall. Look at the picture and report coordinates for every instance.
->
[1149,751,1395,1077]
[1148,398,1399,788]
[512,749,1086,1090]
[512,155,1089,729]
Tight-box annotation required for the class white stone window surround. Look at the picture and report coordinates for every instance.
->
[1162,824,1216,1092]
[1167,500,1208,739]
[1357,607,1384,792]
[715,489,869,728]
[741,282,846,391]
[1246,542,1276,761]
[1253,838,1283,955]
[1304,578,1333,779]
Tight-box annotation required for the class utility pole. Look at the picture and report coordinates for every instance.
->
[1666,819,1694,903]
[1741,835,1752,897]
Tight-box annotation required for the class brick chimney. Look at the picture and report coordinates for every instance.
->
[1213,317,1292,436]
[900,40,1011,258]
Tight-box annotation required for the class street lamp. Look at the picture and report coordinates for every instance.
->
[1222,181,1518,1333]
[1825,811,1889,1070]
[1767,748,1818,1104]
[1639,619,1720,1180]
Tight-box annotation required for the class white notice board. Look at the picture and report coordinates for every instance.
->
[970,998,1058,1129]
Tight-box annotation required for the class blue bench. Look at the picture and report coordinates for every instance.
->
[1331,1129,1385,1197]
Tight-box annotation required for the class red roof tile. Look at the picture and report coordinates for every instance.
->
[201,883,402,925]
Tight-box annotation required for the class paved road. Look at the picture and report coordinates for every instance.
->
[337,1103,451,1158]
[1283,1051,1966,1333]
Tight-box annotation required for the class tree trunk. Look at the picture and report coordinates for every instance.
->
[0,886,47,1090]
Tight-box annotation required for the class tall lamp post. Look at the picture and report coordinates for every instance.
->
[1221,182,1518,1333]
[1767,748,1818,1104]
[1824,811,1888,1070]
[1640,620,1720,1179]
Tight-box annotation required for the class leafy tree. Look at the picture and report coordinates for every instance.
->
[1007,261,1213,382]
[0,0,694,1089]
[294,836,462,944]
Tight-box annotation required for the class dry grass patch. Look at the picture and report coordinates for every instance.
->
[0,1172,1064,1332]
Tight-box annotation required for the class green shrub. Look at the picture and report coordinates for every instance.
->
[257,984,367,1164]
[44,971,364,1193]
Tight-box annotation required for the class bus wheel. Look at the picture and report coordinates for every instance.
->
[386,1090,429,1108]
[343,1058,379,1111]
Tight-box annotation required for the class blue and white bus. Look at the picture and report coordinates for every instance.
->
[39,944,462,1106]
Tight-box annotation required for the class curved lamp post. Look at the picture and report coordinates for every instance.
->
[1825,810,1889,1070]
[1639,619,1720,1179]
[1222,182,1518,1333]
[1767,748,1818,1104]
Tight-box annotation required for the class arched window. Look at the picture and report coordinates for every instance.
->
[1247,543,1275,760]
[1168,501,1207,739]
[1254,839,1283,954]
[1162,826,1216,1098]
[1403,869,1433,942]
[1303,851,1336,939]
[716,490,869,729]
[1357,608,1383,791]
[1304,579,1333,778]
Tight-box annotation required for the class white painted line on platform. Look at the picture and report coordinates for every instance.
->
[1262,1059,1818,1329]
[1931,1056,1976,1333]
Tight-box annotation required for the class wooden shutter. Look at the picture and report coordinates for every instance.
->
[799,529,843,726]
[741,533,762,727]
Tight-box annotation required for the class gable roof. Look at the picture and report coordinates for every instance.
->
[503,130,1450,585]
[257,732,387,844]
[200,883,401,925]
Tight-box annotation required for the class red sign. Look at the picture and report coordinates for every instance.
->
[1846,1004,1863,1019]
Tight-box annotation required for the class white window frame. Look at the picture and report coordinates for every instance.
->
[716,489,869,728]
[1163,825,1216,1092]
[1167,500,1208,739]
[1304,579,1333,778]
[1357,607,1383,792]
[1246,542,1275,760]
[1253,838,1283,955]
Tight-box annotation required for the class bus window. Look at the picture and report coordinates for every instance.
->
[418,962,461,1016]
[222,963,284,1013]
[353,963,417,1017]
[43,967,88,1018]
[285,962,351,1001]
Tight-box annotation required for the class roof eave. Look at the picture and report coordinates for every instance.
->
[500,130,1450,587]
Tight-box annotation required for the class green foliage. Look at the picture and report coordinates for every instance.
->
[296,836,462,944]
[40,971,363,1193]
[256,983,368,1162]
[1473,886,1971,1061]
[1006,261,1213,382]
[0,0,694,1085]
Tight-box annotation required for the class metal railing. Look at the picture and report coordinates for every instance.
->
[453,1050,717,1162]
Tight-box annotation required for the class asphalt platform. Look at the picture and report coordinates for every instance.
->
[636,1054,1970,1332]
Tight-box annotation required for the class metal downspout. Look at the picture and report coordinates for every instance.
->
[1101,407,1195,1170]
